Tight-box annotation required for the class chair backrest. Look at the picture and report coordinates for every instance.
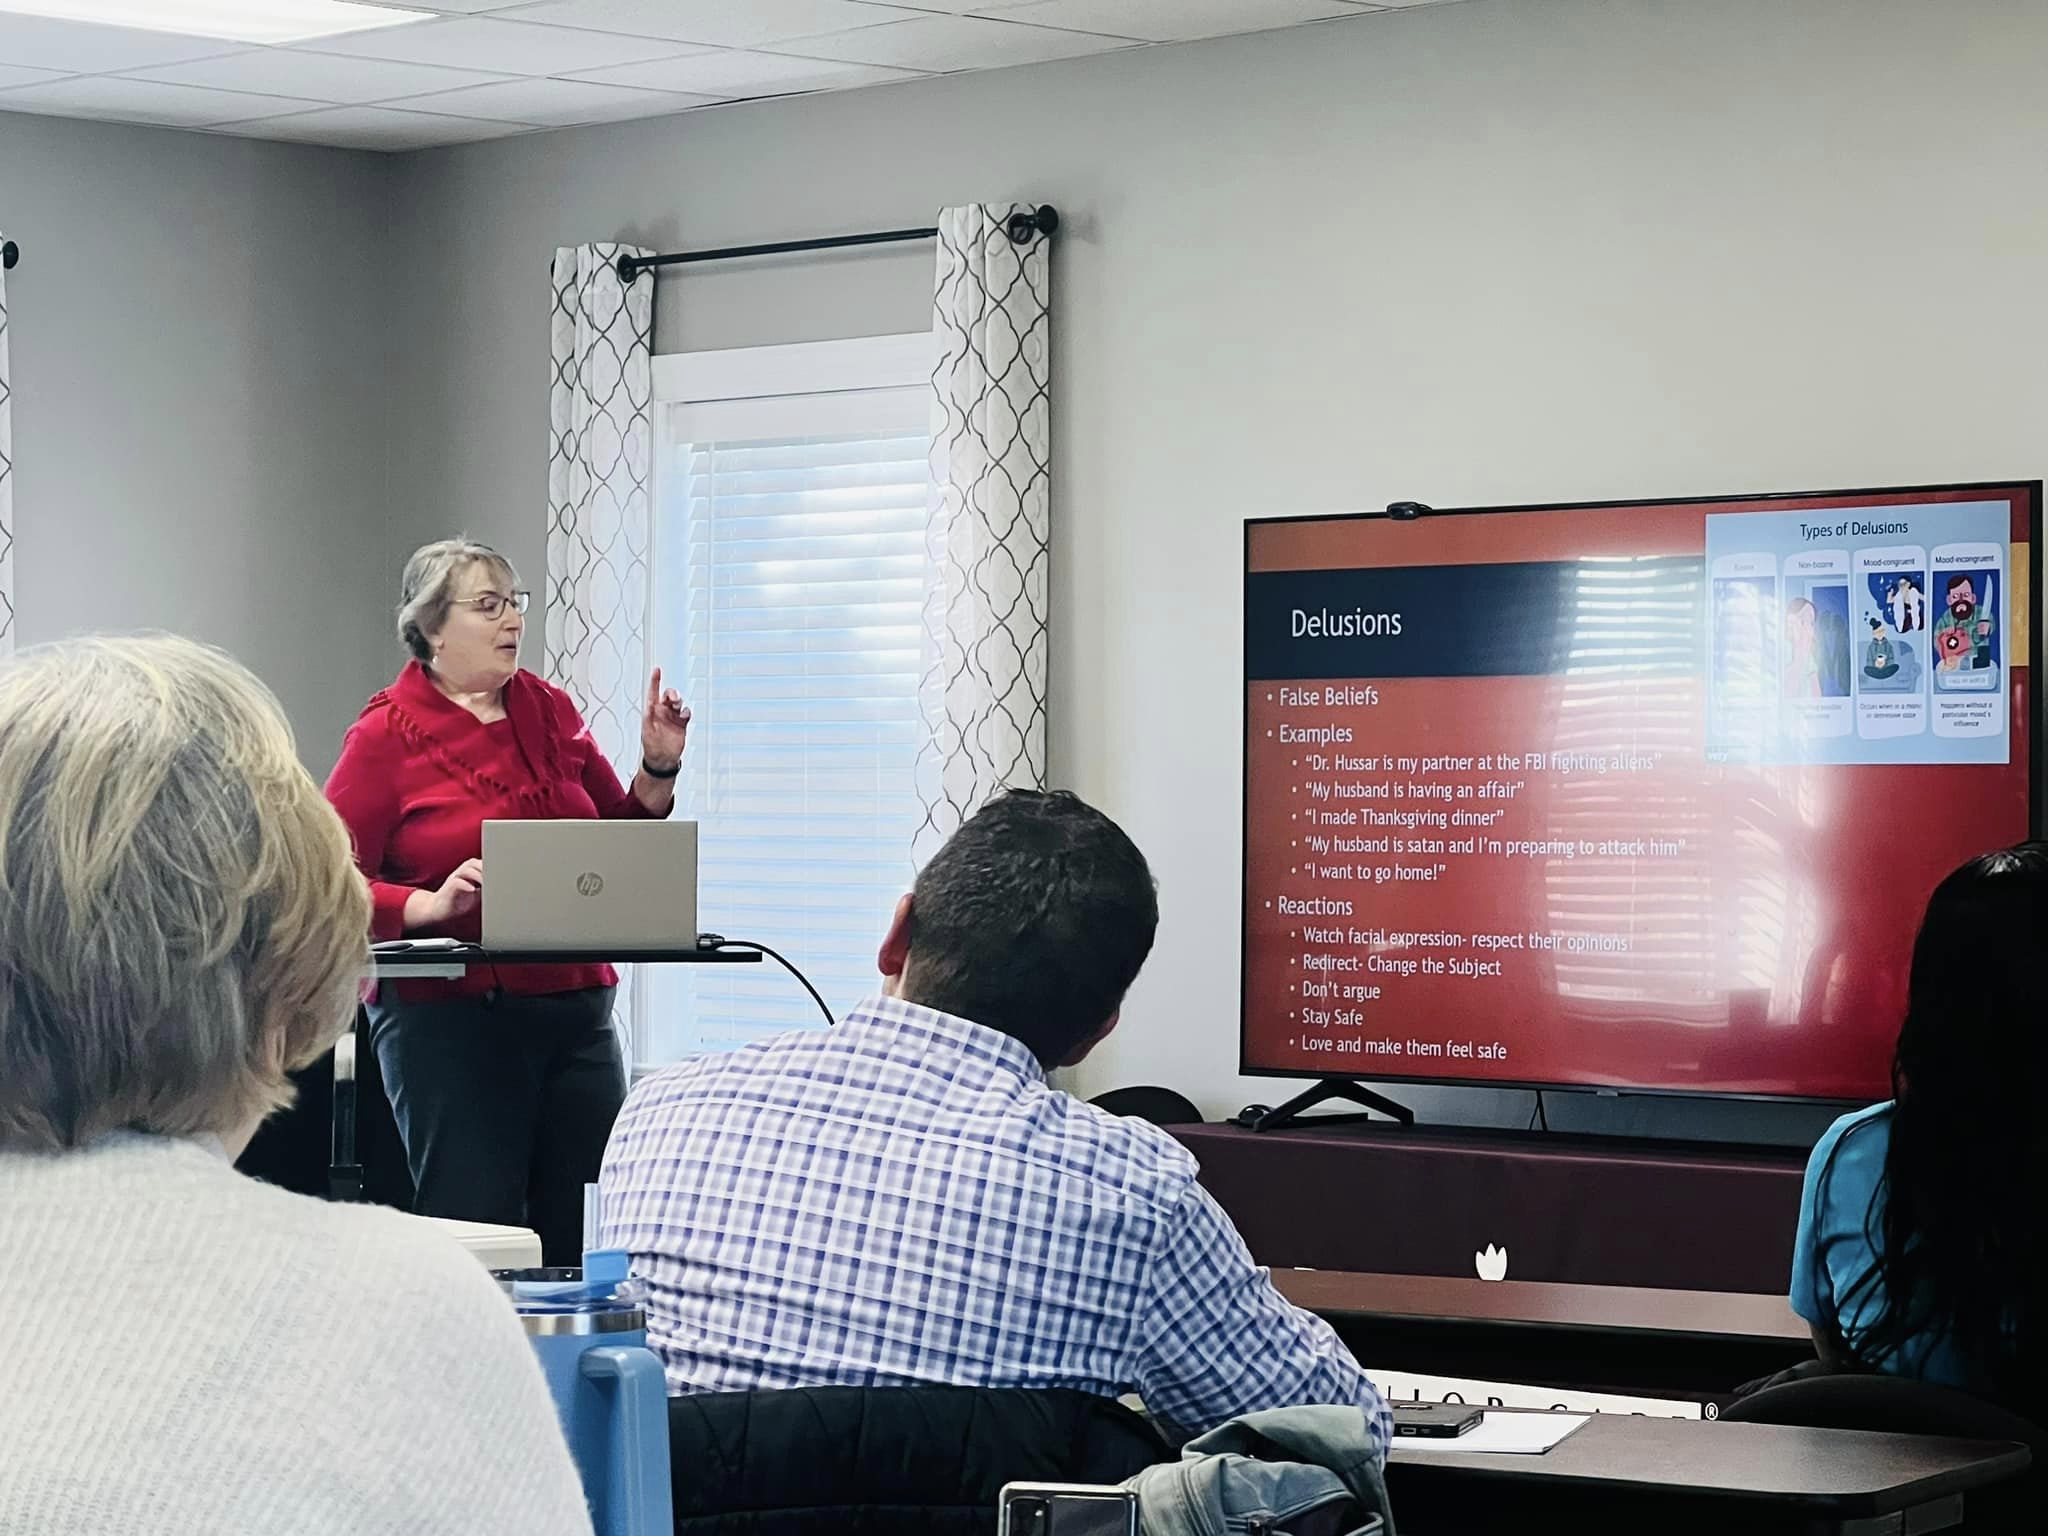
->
[1721,1373,2045,1451]
[1721,1374,2041,1535]
[668,1384,1171,1536]
[1090,1086,1203,1126]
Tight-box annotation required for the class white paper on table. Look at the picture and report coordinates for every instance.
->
[1393,1411,1589,1456]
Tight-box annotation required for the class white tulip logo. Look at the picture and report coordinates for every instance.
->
[1475,1244,1509,1281]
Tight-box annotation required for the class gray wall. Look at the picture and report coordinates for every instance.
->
[13,0,2041,1142]
[382,0,2048,1144]
[0,111,393,773]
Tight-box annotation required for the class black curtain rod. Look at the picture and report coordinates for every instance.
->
[617,204,1057,283]
[2,239,17,272]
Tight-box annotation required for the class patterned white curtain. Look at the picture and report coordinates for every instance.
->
[1,234,15,657]
[915,204,1053,860]
[545,243,655,766]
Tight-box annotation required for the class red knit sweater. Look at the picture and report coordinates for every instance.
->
[325,661,665,1001]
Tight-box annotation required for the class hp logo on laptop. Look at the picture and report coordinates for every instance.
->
[575,871,605,898]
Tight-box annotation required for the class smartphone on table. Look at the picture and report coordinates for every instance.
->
[997,1482,1139,1536]
[1392,1402,1483,1438]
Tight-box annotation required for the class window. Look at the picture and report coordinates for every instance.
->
[638,333,935,1067]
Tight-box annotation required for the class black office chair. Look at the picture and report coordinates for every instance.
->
[333,1010,415,1208]
[234,1010,412,1208]
[1722,1374,2042,1533]
[1090,1085,1203,1126]
[668,1385,1171,1535]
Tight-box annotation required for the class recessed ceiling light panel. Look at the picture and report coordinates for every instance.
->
[0,2,432,45]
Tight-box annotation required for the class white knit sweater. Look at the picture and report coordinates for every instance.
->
[0,1135,595,1535]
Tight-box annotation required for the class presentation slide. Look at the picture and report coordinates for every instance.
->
[1243,487,2036,1101]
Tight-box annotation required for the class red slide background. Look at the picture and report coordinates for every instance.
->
[1244,490,2034,1100]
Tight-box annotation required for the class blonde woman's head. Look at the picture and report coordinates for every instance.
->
[0,635,370,1151]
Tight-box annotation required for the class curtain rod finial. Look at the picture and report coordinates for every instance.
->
[1005,206,1059,246]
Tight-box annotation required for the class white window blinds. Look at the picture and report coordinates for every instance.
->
[641,344,931,1066]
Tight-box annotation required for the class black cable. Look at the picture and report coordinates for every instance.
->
[702,935,836,1028]
[475,943,506,1004]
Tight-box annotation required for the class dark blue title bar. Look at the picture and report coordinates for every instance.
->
[1245,558,1704,681]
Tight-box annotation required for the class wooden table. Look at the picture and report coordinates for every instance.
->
[1275,1269,1810,1408]
[1386,1412,2030,1534]
[1278,1269,1805,1340]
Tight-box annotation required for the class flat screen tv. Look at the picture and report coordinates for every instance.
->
[1242,482,2039,1109]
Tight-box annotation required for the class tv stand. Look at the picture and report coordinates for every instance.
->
[1247,1077,1415,1132]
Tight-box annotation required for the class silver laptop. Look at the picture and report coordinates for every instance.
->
[481,820,699,954]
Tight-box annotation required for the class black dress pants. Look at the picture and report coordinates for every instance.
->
[367,985,624,1266]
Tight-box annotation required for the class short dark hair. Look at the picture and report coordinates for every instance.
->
[899,789,1159,1068]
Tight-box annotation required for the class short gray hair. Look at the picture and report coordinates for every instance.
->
[0,635,371,1151]
[397,537,520,661]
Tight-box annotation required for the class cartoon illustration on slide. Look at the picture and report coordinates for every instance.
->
[1712,576,1774,698]
[1814,589,1851,697]
[1860,573,1927,694]
[1886,574,1926,633]
[1782,599,1820,698]
[1702,508,2008,762]
[1861,616,1922,690]
[1932,570,1999,689]
[1782,588,1850,699]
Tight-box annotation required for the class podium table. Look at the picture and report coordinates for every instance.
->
[236,945,761,1204]
[367,943,764,979]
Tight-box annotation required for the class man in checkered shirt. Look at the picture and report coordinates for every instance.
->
[600,789,1391,1454]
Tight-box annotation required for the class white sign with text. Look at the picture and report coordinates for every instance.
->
[1367,1368,1709,1420]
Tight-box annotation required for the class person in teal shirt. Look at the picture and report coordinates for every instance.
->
[1789,842,2046,1406]
[1791,1103,1971,1385]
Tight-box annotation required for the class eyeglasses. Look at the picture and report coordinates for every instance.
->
[454,590,530,620]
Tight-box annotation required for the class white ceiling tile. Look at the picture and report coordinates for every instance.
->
[571,49,923,97]
[0,75,327,126]
[126,49,514,104]
[395,75,715,123]
[2,0,1413,142]
[0,62,68,89]
[989,1,1368,43]
[765,14,1133,70]
[300,16,698,73]
[211,103,532,149]
[0,14,243,73]
[501,1,925,47]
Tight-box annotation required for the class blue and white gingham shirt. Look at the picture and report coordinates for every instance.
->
[599,996,1391,1453]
